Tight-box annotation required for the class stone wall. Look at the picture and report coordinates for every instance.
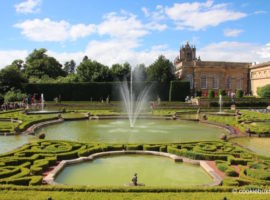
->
[250,62,270,96]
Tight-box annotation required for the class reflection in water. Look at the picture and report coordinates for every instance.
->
[36,119,227,144]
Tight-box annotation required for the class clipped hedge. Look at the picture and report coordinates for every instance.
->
[169,81,190,101]
[23,82,171,101]
[0,140,269,187]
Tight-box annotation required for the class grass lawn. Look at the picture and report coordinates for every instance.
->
[0,190,268,200]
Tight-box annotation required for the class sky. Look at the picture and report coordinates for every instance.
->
[0,0,270,69]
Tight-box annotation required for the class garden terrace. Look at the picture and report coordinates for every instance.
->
[0,140,269,187]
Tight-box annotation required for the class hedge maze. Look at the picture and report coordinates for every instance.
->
[0,140,270,187]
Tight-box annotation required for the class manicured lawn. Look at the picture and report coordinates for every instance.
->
[0,190,268,200]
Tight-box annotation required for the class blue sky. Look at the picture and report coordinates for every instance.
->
[0,0,269,68]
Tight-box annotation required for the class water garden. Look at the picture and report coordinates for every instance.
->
[0,83,270,199]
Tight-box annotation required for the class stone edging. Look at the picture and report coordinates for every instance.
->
[23,118,64,135]
[44,150,222,187]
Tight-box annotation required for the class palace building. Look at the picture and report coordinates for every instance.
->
[174,42,270,96]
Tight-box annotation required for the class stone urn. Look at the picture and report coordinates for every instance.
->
[202,114,207,120]
[38,133,46,139]
[220,133,227,141]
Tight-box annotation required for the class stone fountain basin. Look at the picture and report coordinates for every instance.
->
[45,151,221,187]
[27,110,63,115]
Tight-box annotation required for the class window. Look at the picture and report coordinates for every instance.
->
[226,76,232,89]
[201,75,207,89]
[212,76,219,89]
[186,74,193,89]
[236,76,242,89]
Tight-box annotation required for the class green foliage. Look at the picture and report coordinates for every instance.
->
[218,89,226,96]
[208,90,215,99]
[0,65,28,92]
[169,81,190,101]
[0,140,269,187]
[147,55,175,83]
[23,82,171,101]
[236,90,243,98]
[196,90,202,97]
[110,63,130,81]
[217,163,229,172]
[257,84,270,97]
[4,89,27,102]
[24,48,66,78]
[225,168,239,177]
[77,58,112,82]
[222,178,239,186]
[63,60,76,74]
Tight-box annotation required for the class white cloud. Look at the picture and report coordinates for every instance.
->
[197,41,270,63]
[141,7,150,17]
[97,12,149,39]
[224,29,243,37]
[69,24,96,40]
[0,50,28,68]
[14,18,96,42]
[15,0,41,14]
[165,0,246,30]
[254,10,267,15]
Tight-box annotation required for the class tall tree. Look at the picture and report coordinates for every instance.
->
[147,55,175,83]
[64,60,76,74]
[0,64,28,92]
[111,62,131,81]
[24,48,66,78]
[76,58,111,82]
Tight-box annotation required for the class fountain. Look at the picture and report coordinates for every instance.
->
[27,93,62,115]
[218,94,223,113]
[41,93,44,111]
[120,70,151,128]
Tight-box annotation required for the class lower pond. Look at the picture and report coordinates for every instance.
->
[55,155,213,186]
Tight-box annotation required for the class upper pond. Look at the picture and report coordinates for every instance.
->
[231,137,270,157]
[36,119,227,144]
[55,155,213,186]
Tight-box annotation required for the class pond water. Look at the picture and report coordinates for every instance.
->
[231,137,270,157]
[0,135,34,154]
[36,119,227,144]
[55,155,213,186]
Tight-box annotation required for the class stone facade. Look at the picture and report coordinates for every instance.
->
[174,43,251,96]
[250,62,270,96]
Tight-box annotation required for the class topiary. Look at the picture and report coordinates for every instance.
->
[208,90,215,99]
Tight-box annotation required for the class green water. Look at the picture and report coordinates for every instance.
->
[37,119,226,144]
[55,155,213,186]
[231,137,270,157]
[0,135,33,154]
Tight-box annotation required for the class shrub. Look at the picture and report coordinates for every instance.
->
[236,90,243,98]
[208,90,215,99]
[126,145,143,150]
[225,168,239,177]
[4,89,27,102]
[196,90,202,97]
[222,178,239,186]
[143,145,161,151]
[257,84,270,98]
[218,89,226,96]
[217,163,229,172]
[245,168,270,181]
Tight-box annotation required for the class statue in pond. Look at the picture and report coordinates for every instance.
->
[132,173,137,186]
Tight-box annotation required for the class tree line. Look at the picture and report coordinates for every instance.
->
[0,48,176,94]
